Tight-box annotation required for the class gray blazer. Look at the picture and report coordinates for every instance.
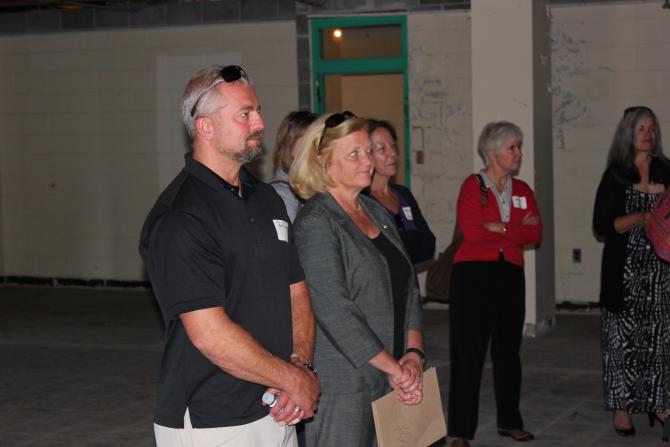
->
[294,192,423,394]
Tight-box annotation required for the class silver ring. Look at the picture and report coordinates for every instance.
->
[293,406,301,414]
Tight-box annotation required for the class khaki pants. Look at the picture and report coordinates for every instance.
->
[154,409,297,447]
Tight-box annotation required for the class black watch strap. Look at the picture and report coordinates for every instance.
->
[304,362,318,376]
[405,347,426,360]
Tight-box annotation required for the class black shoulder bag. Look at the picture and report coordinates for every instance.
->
[425,174,488,302]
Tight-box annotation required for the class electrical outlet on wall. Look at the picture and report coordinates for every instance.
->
[572,248,582,263]
[416,150,424,164]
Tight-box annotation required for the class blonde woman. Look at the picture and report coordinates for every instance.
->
[290,112,425,446]
[270,111,318,222]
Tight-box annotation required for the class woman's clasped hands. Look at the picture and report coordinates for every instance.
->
[389,356,424,406]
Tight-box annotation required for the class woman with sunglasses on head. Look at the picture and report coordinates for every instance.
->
[593,106,670,440]
[270,111,318,222]
[365,119,436,265]
[289,112,425,446]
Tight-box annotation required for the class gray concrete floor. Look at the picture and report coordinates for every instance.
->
[1,286,666,446]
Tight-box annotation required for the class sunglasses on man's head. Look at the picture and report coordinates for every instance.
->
[190,65,248,117]
[317,111,356,152]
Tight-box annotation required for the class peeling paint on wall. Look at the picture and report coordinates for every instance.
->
[550,24,592,150]
[409,12,472,254]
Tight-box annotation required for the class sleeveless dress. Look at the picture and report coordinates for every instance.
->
[602,186,670,412]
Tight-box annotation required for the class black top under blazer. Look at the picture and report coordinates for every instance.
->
[294,192,424,394]
[593,157,670,312]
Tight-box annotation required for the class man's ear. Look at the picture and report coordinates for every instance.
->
[195,116,214,141]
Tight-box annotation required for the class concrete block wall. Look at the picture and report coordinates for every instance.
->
[0,1,298,34]
[0,21,298,282]
[408,1,670,305]
[408,11,472,254]
[550,2,670,304]
[1,1,669,306]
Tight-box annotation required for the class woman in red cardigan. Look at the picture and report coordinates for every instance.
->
[448,122,542,447]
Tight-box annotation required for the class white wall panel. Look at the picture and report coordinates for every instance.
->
[2,3,669,300]
[0,21,298,280]
[551,2,670,303]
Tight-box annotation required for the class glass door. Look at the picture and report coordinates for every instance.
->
[311,16,410,185]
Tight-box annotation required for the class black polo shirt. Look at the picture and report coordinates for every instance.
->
[139,153,304,429]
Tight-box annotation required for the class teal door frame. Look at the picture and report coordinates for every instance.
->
[310,15,411,186]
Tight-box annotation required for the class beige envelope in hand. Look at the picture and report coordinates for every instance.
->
[371,367,447,447]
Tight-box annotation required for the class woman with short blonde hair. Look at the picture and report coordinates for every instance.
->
[291,112,425,447]
[290,113,367,200]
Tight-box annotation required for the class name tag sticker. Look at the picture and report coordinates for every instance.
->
[512,196,527,209]
[402,206,414,221]
[273,219,289,242]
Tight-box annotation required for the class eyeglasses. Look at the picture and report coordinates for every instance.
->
[190,65,248,117]
[623,106,653,117]
[317,111,356,152]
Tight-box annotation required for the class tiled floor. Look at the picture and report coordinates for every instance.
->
[1,286,667,446]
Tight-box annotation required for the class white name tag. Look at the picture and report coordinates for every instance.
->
[512,196,527,209]
[402,206,414,221]
[273,219,289,242]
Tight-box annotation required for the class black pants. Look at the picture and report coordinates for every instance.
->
[447,260,526,440]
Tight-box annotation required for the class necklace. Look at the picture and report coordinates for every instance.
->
[343,200,362,215]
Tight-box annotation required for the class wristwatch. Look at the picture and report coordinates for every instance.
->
[405,347,426,361]
[304,362,318,376]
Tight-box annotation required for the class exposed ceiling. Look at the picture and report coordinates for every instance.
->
[4,0,667,15]
[0,0,162,13]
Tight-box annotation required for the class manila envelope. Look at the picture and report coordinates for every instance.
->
[371,367,447,447]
